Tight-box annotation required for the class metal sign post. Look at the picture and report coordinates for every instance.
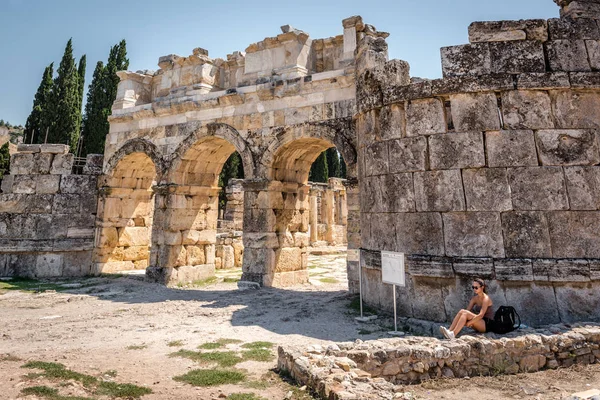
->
[381,251,406,336]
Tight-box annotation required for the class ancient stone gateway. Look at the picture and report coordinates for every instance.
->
[97,18,366,287]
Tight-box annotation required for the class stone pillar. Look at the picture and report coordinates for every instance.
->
[147,184,217,285]
[309,187,319,245]
[240,179,310,287]
[323,188,336,245]
[344,177,361,294]
[342,16,363,61]
[224,178,245,231]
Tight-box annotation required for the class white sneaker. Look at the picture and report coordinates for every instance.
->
[440,326,450,339]
[447,330,455,340]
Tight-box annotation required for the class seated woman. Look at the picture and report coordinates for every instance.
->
[440,278,494,340]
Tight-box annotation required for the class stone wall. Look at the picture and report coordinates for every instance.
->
[309,178,348,246]
[278,323,600,399]
[355,1,600,326]
[0,145,101,277]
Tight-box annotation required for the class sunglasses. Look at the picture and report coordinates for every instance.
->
[472,286,481,290]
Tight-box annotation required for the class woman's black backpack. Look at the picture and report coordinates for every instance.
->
[492,306,521,334]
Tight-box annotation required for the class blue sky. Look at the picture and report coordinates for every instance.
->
[1,0,558,126]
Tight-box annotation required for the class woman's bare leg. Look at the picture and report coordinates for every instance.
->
[449,310,466,331]
[452,310,477,336]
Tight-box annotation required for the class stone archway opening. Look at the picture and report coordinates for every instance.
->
[148,135,245,285]
[94,152,157,275]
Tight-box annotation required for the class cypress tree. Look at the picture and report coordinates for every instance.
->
[47,39,81,151]
[0,142,10,182]
[24,63,54,144]
[81,40,129,156]
[73,55,87,154]
[325,147,341,178]
[309,151,329,183]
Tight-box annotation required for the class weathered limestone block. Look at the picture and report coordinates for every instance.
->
[592,261,600,281]
[414,170,465,212]
[535,129,600,165]
[533,259,591,282]
[9,153,34,175]
[494,259,534,281]
[503,283,560,326]
[560,1,600,19]
[508,167,569,210]
[555,284,600,323]
[501,91,554,130]
[584,40,600,71]
[552,90,600,129]
[363,174,415,213]
[441,43,491,77]
[395,213,445,256]
[60,175,98,194]
[275,247,303,272]
[186,245,206,266]
[40,144,69,154]
[516,72,571,90]
[379,104,406,140]
[97,227,118,248]
[388,137,427,173]
[463,168,512,211]
[366,213,396,251]
[546,40,591,72]
[53,194,81,214]
[381,59,411,87]
[16,144,41,153]
[0,193,52,214]
[548,17,600,40]
[33,153,54,174]
[501,211,553,258]
[489,41,546,74]
[410,277,449,321]
[364,142,388,176]
[12,175,36,194]
[36,175,61,194]
[406,98,446,136]
[428,131,485,170]
[218,245,235,269]
[122,246,150,262]
[37,214,69,239]
[469,20,548,43]
[564,166,600,210]
[50,153,74,175]
[118,227,150,247]
[0,175,13,193]
[450,93,501,132]
[34,254,63,277]
[232,241,243,266]
[452,258,494,278]
[547,211,600,258]
[442,212,505,258]
[177,264,215,284]
[83,154,104,175]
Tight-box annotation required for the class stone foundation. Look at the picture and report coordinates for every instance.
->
[278,323,600,399]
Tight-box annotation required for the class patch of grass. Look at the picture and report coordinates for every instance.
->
[96,381,152,398]
[217,338,243,345]
[358,329,373,335]
[104,370,118,377]
[167,340,184,347]
[241,341,273,350]
[228,393,266,400]
[191,277,218,287]
[198,342,223,350]
[126,344,147,350]
[0,354,21,362]
[173,369,245,387]
[170,350,242,367]
[347,296,378,316]
[319,277,338,284]
[0,278,69,294]
[307,265,318,269]
[223,277,241,283]
[242,349,274,362]
[244,380,270,390]
[21,361,151,399]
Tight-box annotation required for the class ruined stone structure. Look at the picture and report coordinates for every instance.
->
[356,0,600,326]
[0,145,101,277]
[99,18,365,287]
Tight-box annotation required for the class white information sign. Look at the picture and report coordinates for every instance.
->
[381,251,405,287]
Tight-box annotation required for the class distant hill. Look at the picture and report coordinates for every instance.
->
[0,121,23,154]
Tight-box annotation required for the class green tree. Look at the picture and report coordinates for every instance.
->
[309,151,329,183]
[0,142,11,181]
[47,39,83,151]
[325,147,341,178]
[81,40,129,156]
[218,152,244,210]
[24,63,54,144]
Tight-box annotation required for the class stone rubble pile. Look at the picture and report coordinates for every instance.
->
[278,324,600,400]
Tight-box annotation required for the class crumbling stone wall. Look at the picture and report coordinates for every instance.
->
[355,0,600,326]
[309,178,348,246]
[0,145,101,277]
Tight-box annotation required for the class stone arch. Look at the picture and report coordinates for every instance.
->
[147,123,253,285]
[261,119,356,184]
[94,140,160,275]
[104,138,164,180]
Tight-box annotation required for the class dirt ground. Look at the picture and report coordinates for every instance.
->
[1,253,599,400]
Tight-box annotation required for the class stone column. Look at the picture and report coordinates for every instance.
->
[147,184,217,285]
[323,188,336,245]
[309,186,319,245]
[240,179,310,287]
[344,177,361,294]
[224,179,245,231]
